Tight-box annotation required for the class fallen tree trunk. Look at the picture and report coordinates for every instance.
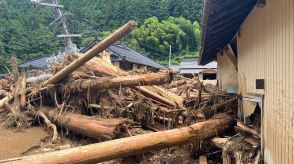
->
[1,115,236,164]
[43,109,125,140]
[42,20,137,87]
[65,72,173,91]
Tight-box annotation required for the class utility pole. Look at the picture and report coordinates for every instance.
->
[169,45,172,68]
[31,0,81,51]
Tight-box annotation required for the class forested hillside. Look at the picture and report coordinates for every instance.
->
[0,0,202,72]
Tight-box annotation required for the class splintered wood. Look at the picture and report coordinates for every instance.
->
[0,20,261,164]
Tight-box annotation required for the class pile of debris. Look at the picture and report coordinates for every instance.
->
[0,21,261,164]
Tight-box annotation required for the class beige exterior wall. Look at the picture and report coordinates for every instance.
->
[237,0,294,163]
[217,51,238,91]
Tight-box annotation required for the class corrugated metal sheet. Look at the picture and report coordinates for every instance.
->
[237,0,294,163]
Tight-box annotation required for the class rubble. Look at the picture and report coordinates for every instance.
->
[0,21,261,164]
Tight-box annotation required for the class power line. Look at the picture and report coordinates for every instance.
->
[31,0,81,51]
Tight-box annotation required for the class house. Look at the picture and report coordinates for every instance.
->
[80,41,165,71]
[18,56,49,70]
[200,0,293,163]
[170,57,217,80]
[19,42,165,72]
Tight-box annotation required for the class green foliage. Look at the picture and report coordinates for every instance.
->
[0,0,202,73]
[128,17,201,59]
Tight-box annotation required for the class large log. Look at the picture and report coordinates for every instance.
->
[65,72,173,91]
[42,21,137,87]
[73,55,184,107]
[43,109,125,140]
[1,115,236,164]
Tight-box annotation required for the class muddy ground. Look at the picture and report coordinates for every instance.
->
[0,125,48,160]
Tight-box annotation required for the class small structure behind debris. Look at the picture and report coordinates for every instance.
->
[170,57,217,80]
[80,41,165,71]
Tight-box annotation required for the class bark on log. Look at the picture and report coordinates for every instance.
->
[65,72,173,91]
[42,21,137,87]
[1,115,236,164]
[43,109,125,140]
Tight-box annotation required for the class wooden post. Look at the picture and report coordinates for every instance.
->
[42,21,137,87]
[20,76,26,108]
[1,115,236,164]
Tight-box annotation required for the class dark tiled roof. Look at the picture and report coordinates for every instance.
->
[18,56,49,70]
[80,41,165,69]
[199,0,256,65]
[107,44,165,69]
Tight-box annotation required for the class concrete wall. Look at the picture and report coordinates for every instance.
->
[217,50,238,91]
[237,0,294,163]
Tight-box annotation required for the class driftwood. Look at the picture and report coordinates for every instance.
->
[1,115,236,164]
[43,109,125,140]
[37,111,58,142]
[26,74,53,84]
[64,72,173,91]
[42,20,137,87]
[72,54,184,107]
[235,121,260,139]
[210,137,258,164]
[203,97,238,118]
[0,94,13,108]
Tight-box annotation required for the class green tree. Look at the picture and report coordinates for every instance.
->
[129,16,201,59]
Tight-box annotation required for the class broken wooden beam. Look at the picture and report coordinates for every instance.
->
[65,72,173,91]
[20,76,26,108]
[43,109,125,140]
[1,115,236,164]
[235,121,260,139]
[42,20,137,87]
[210,137,257,164]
